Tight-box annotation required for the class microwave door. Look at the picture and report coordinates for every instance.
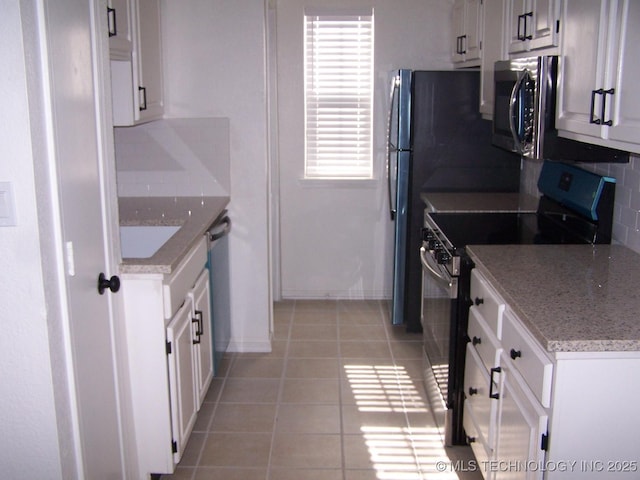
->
[509,70,528,154]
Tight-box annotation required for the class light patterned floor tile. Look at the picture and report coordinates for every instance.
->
[163,300,482,480]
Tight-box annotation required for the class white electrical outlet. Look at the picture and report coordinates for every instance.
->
[0,182,17,226]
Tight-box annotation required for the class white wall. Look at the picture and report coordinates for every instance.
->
[114,118,231,197]
[161,0,272,351]
[275,0,454,299]
[0,3,64,478]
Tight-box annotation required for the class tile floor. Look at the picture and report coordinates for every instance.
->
[160,300,482,480]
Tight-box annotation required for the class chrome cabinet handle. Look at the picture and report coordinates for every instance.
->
[138,86,147,111]
[590,88,615,126]
[590,89,603,125]
[517,12,533,41]
[489,366,501,400]
[456,35,467,55]
[601,88,615,126]
[192,310,203,344]
[107,7,117,37]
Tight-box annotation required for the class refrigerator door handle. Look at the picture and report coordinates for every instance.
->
[387,75,400,221]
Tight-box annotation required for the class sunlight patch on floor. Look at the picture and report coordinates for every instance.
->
[345,364,460,479]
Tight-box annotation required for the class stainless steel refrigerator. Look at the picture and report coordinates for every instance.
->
[387,69,520,331]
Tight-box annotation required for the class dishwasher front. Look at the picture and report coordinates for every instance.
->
[207,211,231,375]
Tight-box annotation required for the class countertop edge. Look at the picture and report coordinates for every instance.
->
[421,192,540,213]
[467,244,640,354]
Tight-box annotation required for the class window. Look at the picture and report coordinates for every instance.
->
[304,9,374,179]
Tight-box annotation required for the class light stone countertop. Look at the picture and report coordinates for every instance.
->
[421,192,540,213]
[118,196,229,274]
[467,244,640,353]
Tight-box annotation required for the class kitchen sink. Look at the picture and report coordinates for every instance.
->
[119,225,181,258]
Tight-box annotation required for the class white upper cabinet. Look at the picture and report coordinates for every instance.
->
[110,0,164,126]
[556,0,640,153]
[604,1,640,146]
[107,0,133,55]
[507,0,560,55]
[480,0,509,118]
[452,0,483,67]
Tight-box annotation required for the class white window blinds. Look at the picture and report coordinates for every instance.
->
[304,9,374,179]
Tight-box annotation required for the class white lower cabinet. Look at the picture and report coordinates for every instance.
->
[166,296,197,461]
[467,272,549,479]
[190,269,214,407]
[122,237,212,477]
[466,269,640,479]
[495,352,548,480]
[464,344,499,477]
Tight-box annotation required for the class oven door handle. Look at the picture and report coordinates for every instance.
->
[420,246,453,289]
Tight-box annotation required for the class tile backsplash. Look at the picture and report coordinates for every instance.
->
[114,117,230,197]
[521,154,640,254]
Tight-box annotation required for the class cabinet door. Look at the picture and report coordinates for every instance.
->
[507,0,559,54]
[190,269,214,408]
[607,1,640,145]
[452,0,466,63]
[465,0,483,62]
[507,0,528,53]
[108,0,133,56]
[555,0,611,138]
[166,296,197,463]
[135,0,164,122]
[495,357,548,480]
[452,0,482,66]
[112,0,163,126]
[464,344,499,450]
[480,0,508,117]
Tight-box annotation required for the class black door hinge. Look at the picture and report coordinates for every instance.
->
[172,440,178,454]
[166,341,172,355]
[556,20,560,33]
[541,432,549,451]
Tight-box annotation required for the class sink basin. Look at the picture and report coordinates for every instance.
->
[120,225,181,259]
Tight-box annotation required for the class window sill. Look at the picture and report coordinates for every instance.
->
[297,178,379,189]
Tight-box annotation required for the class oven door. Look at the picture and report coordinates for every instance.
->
[420,245,458,445]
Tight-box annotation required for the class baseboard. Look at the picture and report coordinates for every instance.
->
[226,338,272,353]
[281,289,391,300]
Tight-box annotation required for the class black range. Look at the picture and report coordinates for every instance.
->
[420,160,616,446]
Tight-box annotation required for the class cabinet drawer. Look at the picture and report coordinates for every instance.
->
[468,306,502,372]
[502,310,553,408]
[470,269,505,338]
[163,237,207,319]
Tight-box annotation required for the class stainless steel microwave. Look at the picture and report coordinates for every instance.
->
[492,56,629,163]
[492,56,557,160]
